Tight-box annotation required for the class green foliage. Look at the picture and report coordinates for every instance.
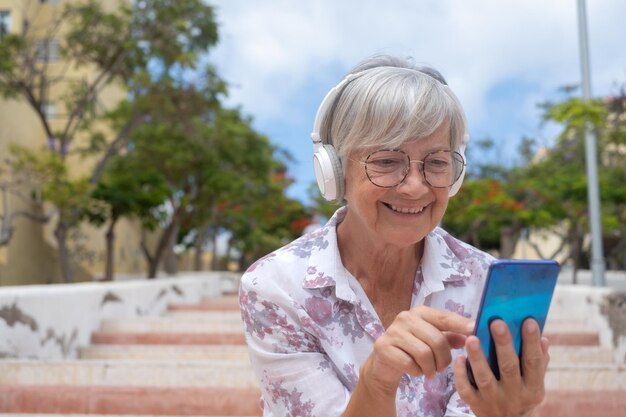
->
[92,155,169,228]
[8,145,104,228]
[306,181,343,220]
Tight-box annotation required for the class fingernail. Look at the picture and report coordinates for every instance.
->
[493,321,506,335]
[526,320,538,334]
[466,321,475,333]
[468,339,480,351]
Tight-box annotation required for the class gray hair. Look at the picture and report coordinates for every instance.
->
[319,55,467,165]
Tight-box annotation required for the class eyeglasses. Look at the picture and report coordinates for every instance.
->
[358,149,465,189]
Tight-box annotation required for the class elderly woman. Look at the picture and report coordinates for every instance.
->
[239,55,549,417]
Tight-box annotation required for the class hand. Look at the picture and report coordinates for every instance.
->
[453,319,550,417]
[361,306,475,396]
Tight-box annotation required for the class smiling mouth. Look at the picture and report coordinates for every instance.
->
[384,203,425,214]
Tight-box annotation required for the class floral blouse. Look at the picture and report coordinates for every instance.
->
[239,207,495,417]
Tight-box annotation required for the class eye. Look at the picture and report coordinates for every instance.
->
[366,151,406,173]
[424,153,452,172]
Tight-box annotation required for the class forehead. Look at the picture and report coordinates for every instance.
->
[390,122,452,154]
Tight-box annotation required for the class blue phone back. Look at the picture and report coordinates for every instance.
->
[474,259,560,373]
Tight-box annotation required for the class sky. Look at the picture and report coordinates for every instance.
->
[207,0,626,204]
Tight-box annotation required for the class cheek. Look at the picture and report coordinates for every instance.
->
[344,172,386,206]
[433,190,450,213]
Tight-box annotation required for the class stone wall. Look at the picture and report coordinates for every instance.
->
[0,272,241,359]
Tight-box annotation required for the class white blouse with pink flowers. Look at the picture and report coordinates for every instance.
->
[239,207,494,417]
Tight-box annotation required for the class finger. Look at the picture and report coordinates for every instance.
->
[371,336,424,384]
[453,355,480,406]
[394,310,452,374]
[399,338,438,378]
[521,319,548,390]
[395,310,455,373]
[414,306,475,335]
[465,336,499,397]
[489,320,522,390]
[444,331,468,349]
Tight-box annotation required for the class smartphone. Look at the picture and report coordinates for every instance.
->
[467,259,560,389]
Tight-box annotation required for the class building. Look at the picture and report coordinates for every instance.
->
[0,0,146,285]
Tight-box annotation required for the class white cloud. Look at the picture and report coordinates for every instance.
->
[207,0,626,200]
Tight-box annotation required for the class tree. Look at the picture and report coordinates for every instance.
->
[443,138,546,257]
[0,0,222,281]
[306,181,343,221]
[91,156,168,280]
[0,156,51,246]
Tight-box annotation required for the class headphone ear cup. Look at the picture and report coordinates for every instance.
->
[448,142,467,197]
[448,168,465,197]
[313,144,344,201]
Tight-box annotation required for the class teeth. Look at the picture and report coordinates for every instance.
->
[390,205,424,214]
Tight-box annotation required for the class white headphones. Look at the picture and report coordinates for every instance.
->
[310,69,469,201]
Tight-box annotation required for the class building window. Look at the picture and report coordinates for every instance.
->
[0,10,10,39]
[35,39,60,63]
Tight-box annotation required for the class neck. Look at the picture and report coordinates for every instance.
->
[336,217,424,292]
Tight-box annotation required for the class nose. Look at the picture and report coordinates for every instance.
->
[396,162,428,192]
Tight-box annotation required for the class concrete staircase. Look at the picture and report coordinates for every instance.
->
[1,287,625,416]
[0,294,262,416]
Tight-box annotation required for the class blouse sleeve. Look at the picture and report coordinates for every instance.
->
[239,270,351,417]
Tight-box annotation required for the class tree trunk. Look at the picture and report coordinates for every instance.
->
[54,221,73,283]
[569,221,584,285]
[238,250,248,272]
[103,217,118,281]
[193,225,211,271]
[0,187,13,246]
[163,220,179,275]
[224,236,234,269]
[146,253,159,279]
[500,222,522,258]
[144,208,183,279]
[194,240,204,271]
[210,228,219,270]
[469,219,483,248]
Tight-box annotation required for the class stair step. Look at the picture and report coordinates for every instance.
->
[79,345,250,361]
[542,331,599,346]
[100,313,243,333]
[169,297,239,312]
[201,295,239,305]
[168,303,240,312]
[2,360,622,391]
[0,415,256,417]
[91,331,246,345]
[0,385,261,416]
[0,360,257,388]
[538,390,626,417]
[545,364,626,390]
[548,346,615,364]
[165,311,243,320]
[543,318,596,333]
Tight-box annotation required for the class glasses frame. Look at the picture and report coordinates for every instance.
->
[358,149,466,189]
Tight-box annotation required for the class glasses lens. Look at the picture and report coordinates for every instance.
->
[423,150,464,188]
[364,150,408,187]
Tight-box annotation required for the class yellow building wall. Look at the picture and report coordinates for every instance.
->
[0,0,147,285]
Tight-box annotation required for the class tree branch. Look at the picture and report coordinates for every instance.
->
[89,112,145,183]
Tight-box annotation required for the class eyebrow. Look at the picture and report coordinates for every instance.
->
[391,145,452,155]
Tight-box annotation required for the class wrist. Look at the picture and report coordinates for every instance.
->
[358,356,400,399]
